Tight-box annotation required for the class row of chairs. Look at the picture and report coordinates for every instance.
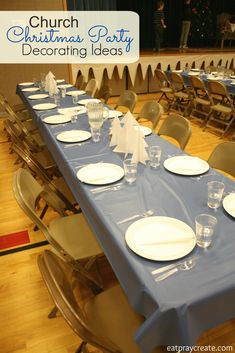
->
[14,168,164,353]
[155,69,235,137]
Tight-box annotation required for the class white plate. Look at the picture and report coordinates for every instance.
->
[33,103,57,110]
[140,126,152,136]
[43,115,71,124]
[22,87,40,92]
[230,75,235,79]
[191,68,200,72]
[125,216,196,261]
[188,72,200,76]
[230,81,235,86]
[172,70,183,73]
[108,110,123,119]
[19,82,34,86]
[57,84,73,88]
[164,156,209,176]
[28,94,49,100]
[77,163,124,185]
[134,126,152,136]
[223,193,235,218]
[207,77,219,81]
[66,90,86,96]
[78,98,101,105]
[56,79,65,83]
[56,130,91,143]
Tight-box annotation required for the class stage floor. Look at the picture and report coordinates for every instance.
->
[140,46,235,56]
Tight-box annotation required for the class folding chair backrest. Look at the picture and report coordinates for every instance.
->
[155,69,170,88]
[13,168,69,253]
[75,74,86,90]
[137,101,162,130]
[208,80,228,97]
[170,72,184,92]
[96,85,112,104]
[207,142,235,178]
[85,79,98,97]
[158,113,192,150]
[115,90,137,113]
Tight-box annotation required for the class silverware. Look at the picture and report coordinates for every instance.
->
[191,173,215,181]
[155,258,196,282]
[92,184,125,194]
[117,209,154,225]
[151,255,198,275]
[64,141,90,148]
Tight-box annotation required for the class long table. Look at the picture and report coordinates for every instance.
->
[17,84,235,353]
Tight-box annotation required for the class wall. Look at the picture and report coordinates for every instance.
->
[0,0,69,106]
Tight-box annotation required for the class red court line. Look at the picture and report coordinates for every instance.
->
[0,230,30,250]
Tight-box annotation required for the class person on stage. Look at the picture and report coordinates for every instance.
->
[153,1,167,52]
[179,0,192,49]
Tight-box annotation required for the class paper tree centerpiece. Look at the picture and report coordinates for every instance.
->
[45,71,58,96]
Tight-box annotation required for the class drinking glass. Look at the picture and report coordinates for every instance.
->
[195,214,217,248]
[60,86,66,99]
[207,181,225,209]
[91,127,101,142]
[72,94,79,105]
[149,146,161,168]
[71,112,78,124]
[53,93,61,106]
[123,159,137,184]
[40,73,46,90]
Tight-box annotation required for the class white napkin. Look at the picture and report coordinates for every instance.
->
[113,112,138,153]
[112,111,149,164]
[121,111,139,126]
[44,71,58,96]
[131,127,149,165]
[110,117,122,146]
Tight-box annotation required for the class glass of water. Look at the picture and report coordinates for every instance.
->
[149,146,161,168]
[207,181,225,209]
[195,214,217,248]
[123,159,137,184]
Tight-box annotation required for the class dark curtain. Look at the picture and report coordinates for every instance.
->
[67,0,117,10]
[67,0,234,47]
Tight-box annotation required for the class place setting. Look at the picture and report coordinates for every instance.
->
[28,93,49,100]
[56,130,91,144]
[18,81,34,86]
[76,162,125,185]
[32,102,58,111]
[21,87,40,93]
[66,90,86,96]
[42,114,71,125]
[163,155,210,176]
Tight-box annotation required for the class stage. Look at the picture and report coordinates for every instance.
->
[70,48,235,95]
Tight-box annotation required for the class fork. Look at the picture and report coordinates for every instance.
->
[92,184,125,194]
[191,173,215,181]
[63,141,90,148]
[117,209,154,225]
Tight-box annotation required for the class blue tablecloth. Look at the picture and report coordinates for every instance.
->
[181,72,235,96]
[17,84,235,353]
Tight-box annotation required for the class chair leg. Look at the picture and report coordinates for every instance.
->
[75,341,89,353]
[33,204,48,231]
[48,305,58,319]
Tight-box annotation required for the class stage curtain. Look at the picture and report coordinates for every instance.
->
[67,0,117,10]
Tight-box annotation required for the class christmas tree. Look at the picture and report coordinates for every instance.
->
[190,0,214,46]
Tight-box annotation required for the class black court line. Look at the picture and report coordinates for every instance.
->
[0,240,49,256]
